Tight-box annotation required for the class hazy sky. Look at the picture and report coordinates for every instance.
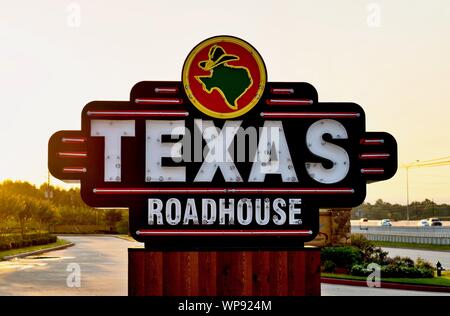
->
[1,0,450,204]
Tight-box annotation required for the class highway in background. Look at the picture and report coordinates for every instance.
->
[350,220,450,227]
[351,220,450,245]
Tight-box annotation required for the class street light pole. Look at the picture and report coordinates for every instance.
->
[406,166,410,221]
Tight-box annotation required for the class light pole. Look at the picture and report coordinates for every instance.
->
[45,170,53,199]
[406,166,410,221]
[405,160,419,221]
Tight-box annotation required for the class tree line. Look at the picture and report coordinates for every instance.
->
[0,180,127,237]
[352,199,450,221]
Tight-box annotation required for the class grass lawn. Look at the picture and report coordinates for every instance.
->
[372,241,450,252]
[322,271,450,287]
[0,238,72,260]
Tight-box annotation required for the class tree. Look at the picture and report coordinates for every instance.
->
[34,200,58,230]
[14,197,34,239]
[0,193,18,234]
[104,210,123,232]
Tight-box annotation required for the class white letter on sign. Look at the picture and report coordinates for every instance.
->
[148,199,163,225]
[91,120,135,182]
[202,199,217,225]
[146,120,186,182]
[305,119,350,184]
[165,198,181,225]
[194,120,243,182]
[249,121,298,182]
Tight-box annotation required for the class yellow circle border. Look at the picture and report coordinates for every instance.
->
[182,36,267,119]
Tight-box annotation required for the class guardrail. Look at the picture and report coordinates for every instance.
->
[351,226,450,245]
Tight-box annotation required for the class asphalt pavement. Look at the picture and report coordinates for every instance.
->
[321,283,450,296]
[0,235,142,296]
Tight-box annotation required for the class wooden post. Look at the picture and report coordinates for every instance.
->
[129,248,321,296]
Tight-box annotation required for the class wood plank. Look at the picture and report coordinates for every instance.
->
[128,250,145,296]
[179,252,199,295]
[305,250,321,296]
[144,251,163,295]
[269,251,288,295]
[288,251,306,295]
[198,252,217,295]
[252,251,270,296]
[163,252,181,295]
[217,251,233,296]
[232,251,252,295]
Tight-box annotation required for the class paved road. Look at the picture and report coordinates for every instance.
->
[0,236,449,296]
[351,220,450,227]
[381,247,450,269]
[322,283,450,296]
[0,236,142,296]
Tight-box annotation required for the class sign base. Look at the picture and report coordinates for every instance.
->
[128,248,320,296]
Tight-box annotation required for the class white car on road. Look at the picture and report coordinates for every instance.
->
[379,219,392,227]
[417,219,430,227]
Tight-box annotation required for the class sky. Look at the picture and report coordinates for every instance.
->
[1,0,450,204]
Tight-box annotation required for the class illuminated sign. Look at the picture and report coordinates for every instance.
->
[48,36,397,249]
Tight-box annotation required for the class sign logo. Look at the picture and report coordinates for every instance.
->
[48,36,398,250]
[182,36,266,119]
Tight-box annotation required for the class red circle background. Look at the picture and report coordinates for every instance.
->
[187,40,263,115]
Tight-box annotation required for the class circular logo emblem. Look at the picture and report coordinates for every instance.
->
[182,36,267,119]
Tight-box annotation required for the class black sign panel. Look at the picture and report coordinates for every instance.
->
[48,80,397,249]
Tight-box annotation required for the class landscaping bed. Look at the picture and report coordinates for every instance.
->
[322,271,450,288]
[0,238,71,260]
[0,231,57,251]
[321,234,438,280]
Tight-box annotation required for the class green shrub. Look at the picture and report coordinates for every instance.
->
[0,231,57,250]
[349,256,435,278]
[321,260,336,273]
[351,234,388,264]
[116,217,129,235]
[351,234,375,250]
[349,264,367,276]
[321,246,363,269]
[386,256,414,268]
[416,257,434,270]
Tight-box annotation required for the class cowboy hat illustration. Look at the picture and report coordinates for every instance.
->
[196,45,252,110]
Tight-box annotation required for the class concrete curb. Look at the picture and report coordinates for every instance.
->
[112,235,138,242]
[321,277,450,293]
[2,242,75,261]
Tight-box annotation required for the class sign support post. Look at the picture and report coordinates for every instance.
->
[128,248,321,296]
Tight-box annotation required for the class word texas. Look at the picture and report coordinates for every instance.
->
[92,118,350,184]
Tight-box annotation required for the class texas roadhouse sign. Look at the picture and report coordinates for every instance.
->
[48,36,397,249]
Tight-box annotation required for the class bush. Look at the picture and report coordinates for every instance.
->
[351,234,375,250]
[321,260,336,273]
[416,257,434,270]
[0,231,57,250]
[351,234,388,265]
[116,217,129,235]
[321,246,363,269]
[349,264,367,276]
[349,256,435,278]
